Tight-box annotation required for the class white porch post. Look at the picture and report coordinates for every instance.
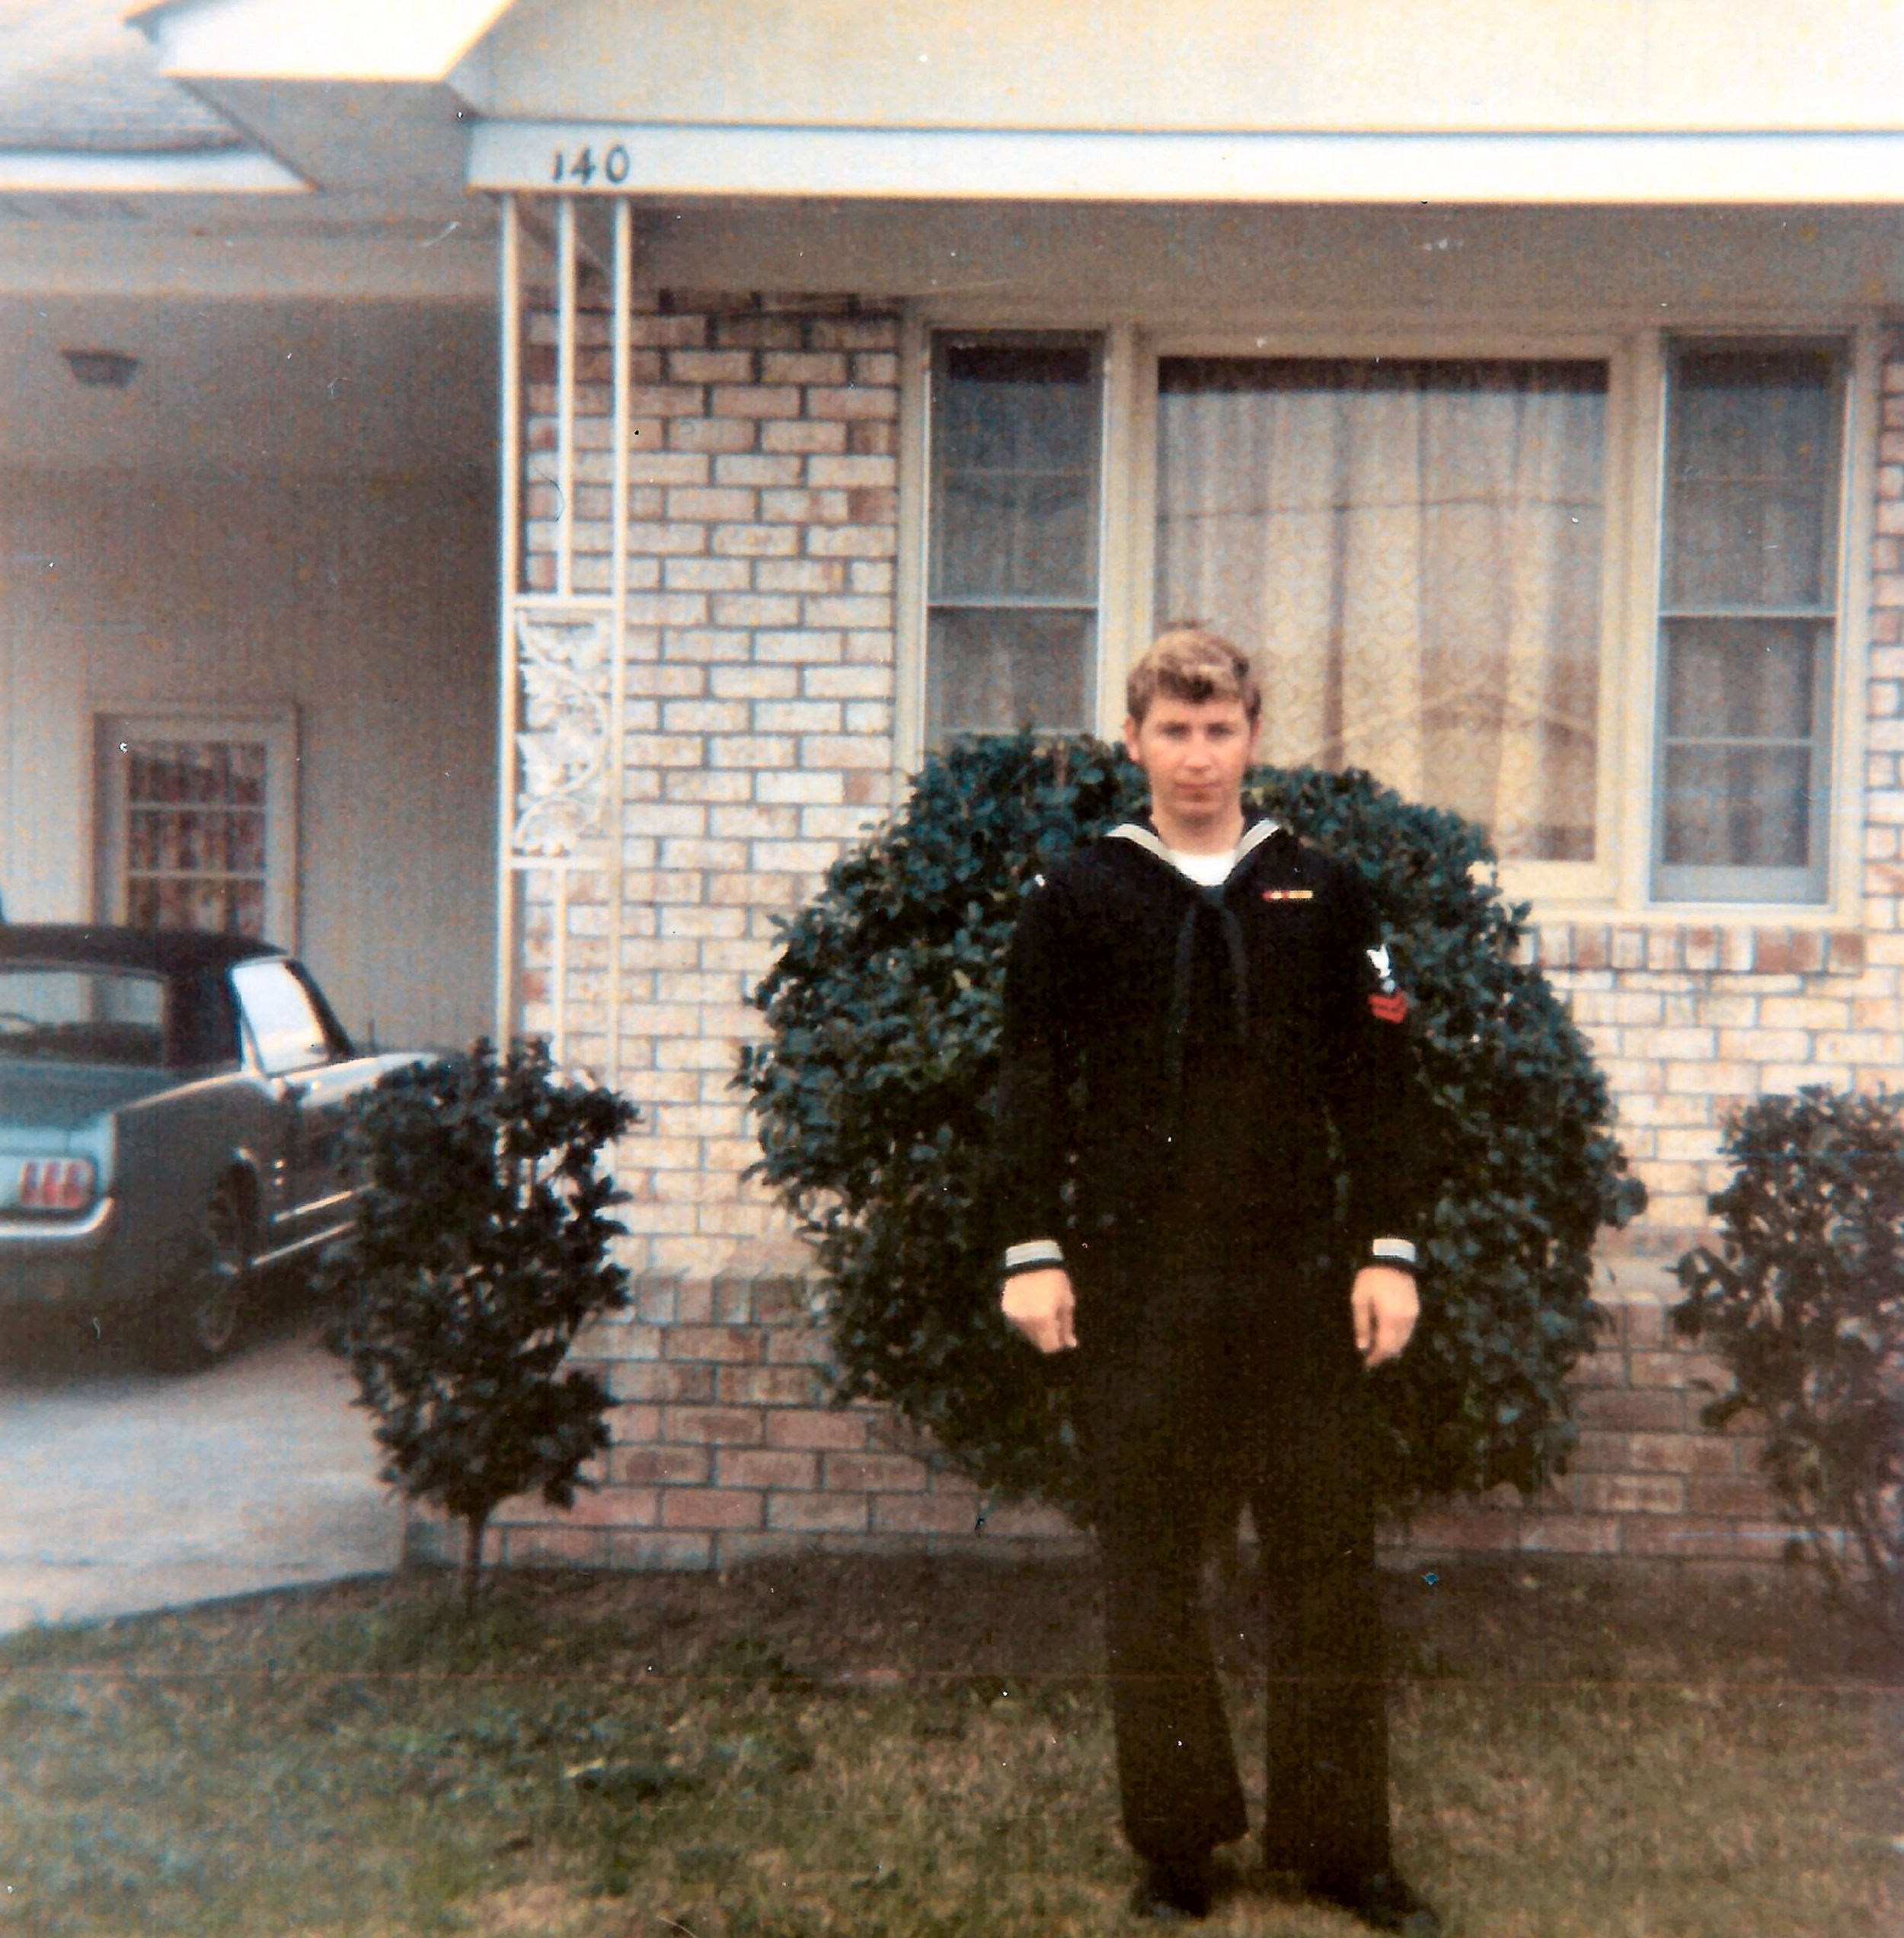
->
[494,192,634,1080]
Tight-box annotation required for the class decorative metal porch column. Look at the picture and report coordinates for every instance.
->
[494,193,634,1086]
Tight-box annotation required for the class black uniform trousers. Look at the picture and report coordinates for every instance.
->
[1075,1247,1391,1892]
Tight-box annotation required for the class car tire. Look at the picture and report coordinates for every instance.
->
[156,1176,254,1370]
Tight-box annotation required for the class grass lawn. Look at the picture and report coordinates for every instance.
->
[0,1553,1897,1936]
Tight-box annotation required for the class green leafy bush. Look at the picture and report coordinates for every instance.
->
[321,1039,637,1602]
[739,734,1644,1522]
[1674,1089,1904,1640]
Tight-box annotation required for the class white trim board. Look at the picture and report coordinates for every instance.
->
[0,150,303,194]
[472,124,1904,205]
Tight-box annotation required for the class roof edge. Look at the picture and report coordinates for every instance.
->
[129,0,517,84]
[0,147,305,193]
[469,121,1904,206]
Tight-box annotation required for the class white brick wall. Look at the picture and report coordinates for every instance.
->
[520,296,899,1274]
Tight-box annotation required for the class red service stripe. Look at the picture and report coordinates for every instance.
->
[1367,991,1410,1024]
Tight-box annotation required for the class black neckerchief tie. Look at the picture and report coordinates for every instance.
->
[1161,883,1251,1153]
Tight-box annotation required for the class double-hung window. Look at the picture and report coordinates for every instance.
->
[923,334,1104,740]
[915,325,1859,913]
[1653,340,1847,903]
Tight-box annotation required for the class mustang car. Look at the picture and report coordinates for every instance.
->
[0,926,416,1365]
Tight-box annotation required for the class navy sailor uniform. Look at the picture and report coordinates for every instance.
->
[995,811,1420,1888]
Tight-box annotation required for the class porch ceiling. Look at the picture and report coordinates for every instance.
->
[0,293,497,475]
[591,200,1904,329]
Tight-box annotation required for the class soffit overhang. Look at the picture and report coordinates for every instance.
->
[456,0,1904,136]
[455,0,1904,206]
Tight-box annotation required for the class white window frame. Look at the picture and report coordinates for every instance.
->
[918,328,1110,742]
[1624,328,1878,919]
[94,705,300,948]
[898,311,1879,923]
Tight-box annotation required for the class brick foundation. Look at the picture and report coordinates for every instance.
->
[405,1252,1791,1575]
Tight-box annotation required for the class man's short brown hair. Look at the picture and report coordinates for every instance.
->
[1125,622,1262,726]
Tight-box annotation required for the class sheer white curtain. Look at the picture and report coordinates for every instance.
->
[1155,360,1607,862]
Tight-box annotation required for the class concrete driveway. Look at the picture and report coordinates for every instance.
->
[0,1313,401,1635]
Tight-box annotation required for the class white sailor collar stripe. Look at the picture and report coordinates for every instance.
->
[1108,817,1282,886]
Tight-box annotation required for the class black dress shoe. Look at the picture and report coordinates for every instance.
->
[1131,1853,1213,1921]
[1316,1871,1442,1935]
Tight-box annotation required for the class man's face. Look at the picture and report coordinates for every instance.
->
[1122,694,1260,839]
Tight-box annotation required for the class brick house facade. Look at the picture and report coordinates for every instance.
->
[411,280,1904,1575]
[38,0,1903,1579]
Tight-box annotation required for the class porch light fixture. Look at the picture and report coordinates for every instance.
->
[61,348,139,389]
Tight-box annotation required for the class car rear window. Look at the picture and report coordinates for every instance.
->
[0,967,168,1067]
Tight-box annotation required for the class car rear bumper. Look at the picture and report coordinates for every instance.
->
[0,1198,118,1306]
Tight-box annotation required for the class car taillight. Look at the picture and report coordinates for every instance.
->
[17,1158,96,1211]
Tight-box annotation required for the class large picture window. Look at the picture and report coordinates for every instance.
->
[1653,341,1845,903]
[96,710,299,942]
[924,334,1104,740]
[1153,357,1608,864]
[909,323,1864,914]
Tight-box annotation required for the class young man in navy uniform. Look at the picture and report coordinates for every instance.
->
[995,625,1439,1932]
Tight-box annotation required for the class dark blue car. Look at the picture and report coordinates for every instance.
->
[0,926,414,1364]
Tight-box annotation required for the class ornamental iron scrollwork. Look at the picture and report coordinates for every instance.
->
[512,610,612,857]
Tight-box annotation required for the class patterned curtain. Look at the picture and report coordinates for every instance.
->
[1154,359,1608,863]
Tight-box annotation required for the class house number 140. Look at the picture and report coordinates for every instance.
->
[550,145,631,187]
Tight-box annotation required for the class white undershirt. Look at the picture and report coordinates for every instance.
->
[1161,842,1239,888]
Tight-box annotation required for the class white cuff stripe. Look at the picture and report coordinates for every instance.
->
[1004,1239,1065,1272]
[1370,1237,1419,1267]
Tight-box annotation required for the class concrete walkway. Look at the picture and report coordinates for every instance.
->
[0,1320,401,1634]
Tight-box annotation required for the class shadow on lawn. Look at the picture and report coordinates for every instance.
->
[2,1552,1899,1938]
[436,1547,1902,1693]
[33,1544,1891,1690]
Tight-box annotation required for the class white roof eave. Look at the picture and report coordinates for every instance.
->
[0,144,302,192]
[469,120,1904,206]
[130,0,514,84]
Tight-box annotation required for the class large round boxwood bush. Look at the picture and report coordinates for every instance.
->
[738,734,1646,1522]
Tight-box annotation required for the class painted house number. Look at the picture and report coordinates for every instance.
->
[550,144,631,187]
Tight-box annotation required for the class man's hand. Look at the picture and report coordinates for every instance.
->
[1351,1265,1419,1369]
[1002,1268,1077,1354]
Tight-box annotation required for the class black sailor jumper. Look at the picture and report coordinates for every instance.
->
[995,813,1421,1882]
[995,812,1417,1297]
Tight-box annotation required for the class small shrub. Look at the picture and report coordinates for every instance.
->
[739,733,1644,1524]
[1674,1087,1904,1641]
[321,1038,637,1604]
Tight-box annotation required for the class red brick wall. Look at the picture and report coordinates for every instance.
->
[1392,1257,1787,1566]
[404,1255,1786,1575]
[461,1269,1081,1572]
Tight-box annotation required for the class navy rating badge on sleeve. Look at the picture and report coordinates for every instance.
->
[1366,945,1410,1024]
